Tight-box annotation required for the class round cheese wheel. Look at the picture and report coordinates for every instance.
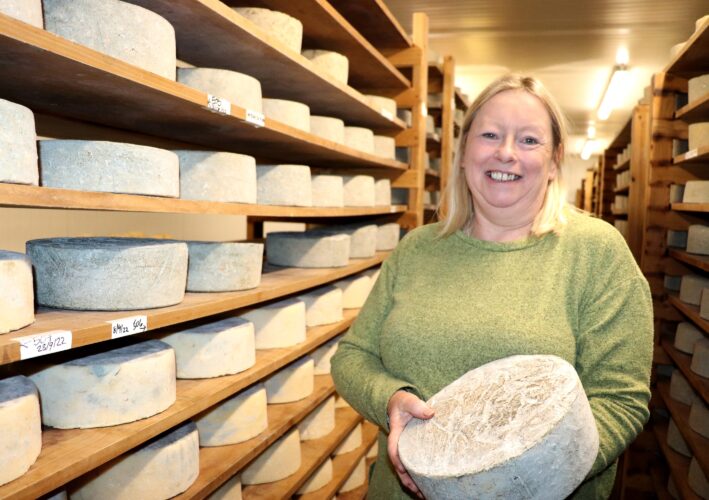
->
[266,231,350,268]
[689,457,709,498]
[689,123,709,151]
[162,316,255,379]
[667,418,692,457]
[195,384,267,446]
[312,337,340,375]
[375,178,392,205]
[338,457,366,493]
[27,237,187,310]
[29,340,176,429]
[373,135,396,160]
[0,0,43,27]
[691,338,709,377]
[262,98,310,133]
[178,67,262,112]
[344,127,375,154]
[232,8,303,53]
[297,458,333,494]
[333,423,362,455]
[667,229,688,248]
[0,98,38,185]
[689,75,709,103]
[312,175,344,208]
[298,396,335,440]
[0,250,34,334]
[670,370,698,406]
[668,476,679,499]
[208,473,242,500]
[302,49,349,84]
[697,15,709,32]
[366,441,378,459]
[366,95,397,118]
[680,273,709,305]
[321,225,377,259]
[310,116,345,144]
[399,109,413,127]
[241,428,302,485]
[670,42,686,58]
[242,298,306,349]
[689,398,709,438]
[334,273,373,309]
[43,0,176,80]
[265,356,314,403]
[257,164,312,207]
[377,223,401,251]
[0,376,41,487]
[342,175,376,207]
[675,322,704,354]
[186,241,263,292]
[299,285,343,327]
[399,355,599,500]
[175,150,257,203]
[39,140,179,197]
[335,394,351,409]
[71,421,199,500]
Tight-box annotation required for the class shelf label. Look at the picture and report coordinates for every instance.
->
[16,330,72,360]
[685,149,698,160]
[381,109,394,121]
[109,315,148,339]
[245,109,265,128]
[207,94,232,115]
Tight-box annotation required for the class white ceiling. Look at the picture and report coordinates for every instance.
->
[386,0,707,157]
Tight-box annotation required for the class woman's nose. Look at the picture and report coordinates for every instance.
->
[494,136,516,162]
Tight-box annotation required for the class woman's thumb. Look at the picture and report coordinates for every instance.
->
[404,395,435,420]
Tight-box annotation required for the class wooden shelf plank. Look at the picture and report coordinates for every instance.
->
[613,159,630,172]
[655,343,673,365]
[428,63,444,91]
[665,21,709,78]
[455,88,469,110]
[0,183,407,217]
[300,422,378,500]
[657,381,709,474]
[0,14,406,172]
[667,294,709,336]
[674,145,709,166]
[327,0,412,51]
[652,421,701,500]
[336,483,368,500]
[0,319,355,499]
[241,407,363,500]
[676,92,709,124]
[671,202,709,213]
[669,249,709,272]
[662,338,709,404]
[122,1,406,130]
[614,186,630,194]
[0,254,388,365]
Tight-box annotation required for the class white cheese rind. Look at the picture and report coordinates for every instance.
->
[702,289,709,320]
[29,340,176,429]
[298,396,336,440]
[377,223,401,250]
[266,231,350,268]
[688,123,709,151]
[302,50,349,84]
[0,250,35,334]
[675,322,704,354]
[667,418,692,457]
[0,98,38,185]
[338,457,366,492]
[321,225,377,259]
[687,224,709,255]
[208,474,242,500]
[186,241,263,292]
[0,376,41,487]
[39,140,179,197]
[333,423,362,455]
[399,355,599,500]
[257,165,312,207]
[684,180,709,203]
[375,179,392,205]
[264,356,314,404]
[178,68,262,112]
[334,274,373,309]
[689,399,709,438]
[233,8,303,53]
[366,441,378,459]
[175,151,257,204]
[195,384,267,446]
[298,285,343,327]
[689,457,709,498]
[670,370,698,405]
[366,95,397,117]
[27,237,188,310]
[0,0,42,27]
[43,0,176,80]
[161,317,256,379]
[297,458,333,494]
[342,175,376,207]
[312,175,344,208]
[241,429,302,485]
[344,127,375,155]
[71,422,199,500]
[242,298,306,349]
[310,116,345,144]
[312,338,340,375]
[680,274,709,305]
[689,75,709,103]
[691,338,709,377]
[373,135,395,160]
[262,98,310,133]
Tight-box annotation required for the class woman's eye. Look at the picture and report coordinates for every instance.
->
[521,137,539,145]
[481,132,498,139]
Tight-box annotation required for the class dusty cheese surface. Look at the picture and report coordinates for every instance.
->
[0,250,34,334]
[0,376,41,487]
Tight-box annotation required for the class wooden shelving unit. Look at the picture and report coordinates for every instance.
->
[662,338,709,401]
[653,421,702,500]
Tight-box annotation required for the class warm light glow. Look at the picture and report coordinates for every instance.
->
[587,125,596,139]
[581,139,596,160]
[597,67,630,120]
[616,47,629,65]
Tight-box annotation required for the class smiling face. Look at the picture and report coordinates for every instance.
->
[462,89,559,232]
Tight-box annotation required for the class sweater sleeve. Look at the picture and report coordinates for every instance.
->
[330,245,422,432]
[576,270,653,478]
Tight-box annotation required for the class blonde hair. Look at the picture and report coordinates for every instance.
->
[439,74,569,238]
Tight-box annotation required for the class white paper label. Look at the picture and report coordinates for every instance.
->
[245,109,265,127]
[685,149,698,160]
[109,315,148,339]
[207,94,232,115]
[16,331,72,360]
[381,109,394,121]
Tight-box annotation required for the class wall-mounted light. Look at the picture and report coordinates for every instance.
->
[581,125,596,160]
[597,48,630,121]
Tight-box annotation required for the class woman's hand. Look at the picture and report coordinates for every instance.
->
[387,390,435,498]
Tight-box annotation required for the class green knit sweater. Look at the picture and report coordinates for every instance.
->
[331,210,653,499]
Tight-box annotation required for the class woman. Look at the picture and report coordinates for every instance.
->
[330,75,653,499]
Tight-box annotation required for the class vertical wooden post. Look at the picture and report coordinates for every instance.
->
[627,103,650,261]
[438,55,455,218]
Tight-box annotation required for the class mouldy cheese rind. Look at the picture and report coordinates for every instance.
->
[0,250,35,334]
[687,225,709,255]
[688,75,709,103]
[312,175,344,208]
[683,180,709,206]
[344,127,375,155]
[175,150,257,204]
[266,231,350,268]
[679,273,709,305]
[666,229,688,249]
[342,175,376,207]
[691,338,709,377]
[262,98,311,133]
[43,0,176,80]
[674,322,704,354]
[178,67,262,112]
[702,289,709,320]
[39,140,180,198]
[298,285,343,327]
[264,356,314,404]
[241,428,302,485]
[375,178,392,205]
[186,241,263,292]
[0,375,41,487]
[333,423,362,455]
[208,474,242,500]
[302,49,349,84]
[71,421,199,500]
[688,123,709,151]
[319,224,377,259]
[311,337,340,375]
[667,418,692,457]
[377,223,401,251]
[367,441,378,459]
[374,135,396,160]
[257,164,312,207]
[366,95,397,117]
[27,237,188,310]
[0,98,38,185]
[689,457,709,498]
[28,340,176,429]
[398,355,598,500]
[298,396,335,440]
[232,7,303,53]
[669,370,698,405]
[338,457,366,493]
[334,273,373,309]
[689,399,709,438]
[161,316,256,379]
[297,458,333,494]
[195,384,267,446]
[0,0,43,27]
[310,116,345,144]
[242,297,306,349]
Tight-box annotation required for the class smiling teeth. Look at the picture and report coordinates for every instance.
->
[488,171,520,182]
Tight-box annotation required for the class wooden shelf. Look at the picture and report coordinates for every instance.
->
[665,21,709,78]
[667,294,709,336]
[676,92,709,124]
[669,249,709,272]
[0,254,387,365]
[327,0,412,51]
[614,159,630,172]
[671,202,709,213]
[0,14,407,172]
[0,183,407,218]
[662,338,709,404]
[674,145,709,166]
[241,407,363,500]
[614,186,630,194]
[0,318,355,499]
[428,63,443,91]
[455,88,469,110]
[299,422,378,500]
[611,209,628,216]
[657,381,709,474]
[426,133,441,153]
[653,421,702,500]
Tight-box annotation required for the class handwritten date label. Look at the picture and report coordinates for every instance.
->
[207,94,232,115]
[109,315,148,339]
[16,331,72,360]
[245,109,265,128]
